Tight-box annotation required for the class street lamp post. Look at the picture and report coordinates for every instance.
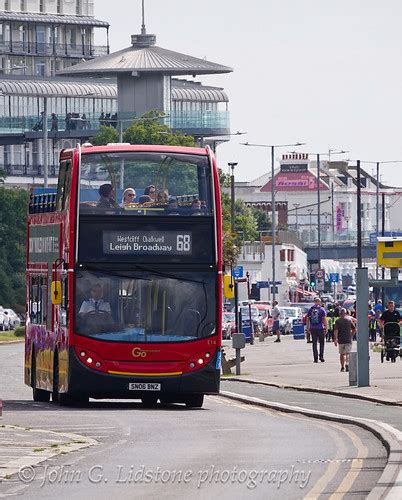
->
[241,141,305,302]
[228,162,238,233]
[307,208,313,242]
[293,203,300,233]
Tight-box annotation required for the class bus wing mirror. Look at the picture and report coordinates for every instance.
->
[51,281,62,305]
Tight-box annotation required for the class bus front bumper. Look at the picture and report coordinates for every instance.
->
[67,348,221,399]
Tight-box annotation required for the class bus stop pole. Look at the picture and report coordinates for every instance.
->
[356,267,370,387]
[234,279,239,333]
[246,271,254,342]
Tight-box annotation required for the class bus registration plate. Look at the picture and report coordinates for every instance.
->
[128,383,161,391]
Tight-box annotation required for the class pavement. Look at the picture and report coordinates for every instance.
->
[221,334,402,405]
[0,425,96,482]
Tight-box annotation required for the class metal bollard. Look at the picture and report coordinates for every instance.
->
[232,333,246,375]
[349,351,357,386]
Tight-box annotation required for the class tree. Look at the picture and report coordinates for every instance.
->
[91,125,118,146]
[220,192,240,268]
[0,188,29,311]
[235,200,258,242]
[123,110,195,146]
[251,207,271,232]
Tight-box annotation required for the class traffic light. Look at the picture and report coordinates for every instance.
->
[309,273,316,288]
[223,274,235,299]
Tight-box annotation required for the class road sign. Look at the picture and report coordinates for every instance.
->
[269,280,282,285]
[316,269,325,280]
[329,273,339,283]
[316,278,324,291]
[256,281,269,289]
[232,266,244,278]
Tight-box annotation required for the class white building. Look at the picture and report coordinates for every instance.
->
[234,153,395,244]
[236,238,308,305]
[0,0,109,77]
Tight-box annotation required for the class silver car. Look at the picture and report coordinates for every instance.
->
[4,309,20,329]
[280,307,303,334]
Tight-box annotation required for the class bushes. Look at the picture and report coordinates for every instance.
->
[14,326,25,337]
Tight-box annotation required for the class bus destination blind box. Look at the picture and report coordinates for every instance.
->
[377,237,402,268]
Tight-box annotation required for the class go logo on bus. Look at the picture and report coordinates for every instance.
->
[132,347,147,358]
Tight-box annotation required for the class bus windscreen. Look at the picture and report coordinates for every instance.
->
[79,152,213,217]
[75,269,216,342]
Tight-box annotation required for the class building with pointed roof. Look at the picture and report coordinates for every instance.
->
[57,23,232,133]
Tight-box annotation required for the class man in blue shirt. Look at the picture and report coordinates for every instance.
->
[306,297,327,363]
[373,300,383,314]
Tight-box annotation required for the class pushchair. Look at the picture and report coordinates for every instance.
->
[380,322,402,363]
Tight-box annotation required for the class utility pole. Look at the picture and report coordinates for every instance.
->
[228,162,238,234]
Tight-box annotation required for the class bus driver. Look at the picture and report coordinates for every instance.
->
[78,284,113,332]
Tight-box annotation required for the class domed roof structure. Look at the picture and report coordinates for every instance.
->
[58,33,232,77]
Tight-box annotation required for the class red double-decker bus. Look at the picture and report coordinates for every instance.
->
[25,144,222,408]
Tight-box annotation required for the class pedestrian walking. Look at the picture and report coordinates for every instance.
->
[272,301,281,343]
[306,297,327,363]
[333,308,356,372]
[326,304,335,342]
[368,305,377,342]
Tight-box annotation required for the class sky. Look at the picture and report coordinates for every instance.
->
[94,0,402,186]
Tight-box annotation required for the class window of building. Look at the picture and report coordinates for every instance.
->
[76,0,82,15]
[280,249,286,262]
[40,0,46,13]
[4,1,10,11]
[20,0,26,12]
[35,61,46,76]
[57,0,62,14]
[287,249,295,262]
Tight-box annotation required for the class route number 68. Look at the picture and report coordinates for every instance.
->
[177,234,191,252]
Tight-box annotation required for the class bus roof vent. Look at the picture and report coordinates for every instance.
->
[82,142,93,147]
[106,143,131,146]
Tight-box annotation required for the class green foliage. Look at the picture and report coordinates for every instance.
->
[0,188,28,309]
[251,207,271,232]
[91,125,119,146]
[235,200,258,242]
[14,326,25,337]
[218,168,230,188]
[123,110,196,147]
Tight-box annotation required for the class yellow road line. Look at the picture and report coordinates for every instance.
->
[303,424,347,499]
[329,426,368,499]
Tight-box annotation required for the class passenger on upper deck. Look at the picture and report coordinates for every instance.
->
[97,184,119,210]
[166,197,179,215]
[157,190,169,204]
[122,188,136,208]
[144,185,156,201]
[138,195,152,205]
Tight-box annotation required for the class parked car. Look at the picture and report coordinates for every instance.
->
[280,307,304,334]
[289,303,312,325]
[3,309,20,329]
[0,310,6,331]
[254,303,272,333]
[222,312,236,339]
[0,306,11,331]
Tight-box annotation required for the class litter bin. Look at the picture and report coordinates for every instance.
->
[349,351,357,386]
[292,318,305,340]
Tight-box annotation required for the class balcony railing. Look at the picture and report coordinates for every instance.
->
[163,111,230,132]
[3,163,59,177]
[0,111,230,135]
[0,40,108,58]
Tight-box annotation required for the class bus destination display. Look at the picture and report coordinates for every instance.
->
[103,231,192,256]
